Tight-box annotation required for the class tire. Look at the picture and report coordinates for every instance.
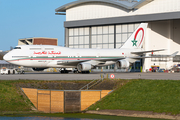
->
[82,71,90,74]
[74,70,79,74]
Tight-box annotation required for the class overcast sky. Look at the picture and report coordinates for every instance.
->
[0,0,140,51]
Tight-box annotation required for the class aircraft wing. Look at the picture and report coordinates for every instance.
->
[93,57,125,62]
[94,51,178,61]
[131,49,166,55]
[56,51,178,66]
[57,57,125,66]
[129,51,178,59]
[57,60,88,66]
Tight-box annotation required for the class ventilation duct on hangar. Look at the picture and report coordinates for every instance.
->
[20,40,29,45]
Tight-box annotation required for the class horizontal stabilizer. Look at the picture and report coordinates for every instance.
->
[129,51,179,59]
[131,49,166,55]
[171,51,178,57]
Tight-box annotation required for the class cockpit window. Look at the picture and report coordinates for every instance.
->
[14,47,21,49]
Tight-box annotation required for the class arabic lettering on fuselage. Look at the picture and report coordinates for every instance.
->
[34,51,61,55]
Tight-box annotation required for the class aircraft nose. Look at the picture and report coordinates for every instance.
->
[3,53,9,61]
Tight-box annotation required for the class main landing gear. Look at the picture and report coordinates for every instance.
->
[73,68,90,74]
[59,68,69,74]
[59,68,90,74]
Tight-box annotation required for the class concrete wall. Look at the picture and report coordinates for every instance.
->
[22,88,112,113]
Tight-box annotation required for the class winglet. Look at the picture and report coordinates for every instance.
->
[171,51,178,57]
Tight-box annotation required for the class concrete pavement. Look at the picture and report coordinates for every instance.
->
[0,72,180,80]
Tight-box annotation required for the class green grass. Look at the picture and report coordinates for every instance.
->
[1,79,180,116]
[0,81,32,112]
[0,80,92,113]
[88,80,180,115]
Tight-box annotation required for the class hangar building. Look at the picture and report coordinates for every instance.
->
[18,37,58,46]
[55,0,180,72]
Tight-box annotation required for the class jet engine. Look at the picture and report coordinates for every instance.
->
[32,68,47,71]
[77,63,92,72]
[116,59,130,69]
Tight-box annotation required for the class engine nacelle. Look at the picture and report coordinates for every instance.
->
[77,63,92,72]
[32,68,47,71]
[116,59,130,69]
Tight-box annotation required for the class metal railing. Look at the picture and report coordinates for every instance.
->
[79,79,103,90]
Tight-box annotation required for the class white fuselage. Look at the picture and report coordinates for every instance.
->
[3,45,139,68]
[3,23,149,72]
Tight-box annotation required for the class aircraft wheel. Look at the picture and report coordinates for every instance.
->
[60,70,69,74]
[21,71,25,74]
[59,68,62,73]
[8,70,10,74]
[82,71,90,74]
[74,70,79,74]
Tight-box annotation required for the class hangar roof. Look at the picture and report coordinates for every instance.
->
[55,0,153,13]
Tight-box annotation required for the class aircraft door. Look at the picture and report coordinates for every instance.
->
[96,53,100,58]
[30,51,35,60]
[77,53,81,60]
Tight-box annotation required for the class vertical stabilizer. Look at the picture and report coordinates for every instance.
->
[121,23,148,49]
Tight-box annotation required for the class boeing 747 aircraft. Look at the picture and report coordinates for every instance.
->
[3,23,173,73]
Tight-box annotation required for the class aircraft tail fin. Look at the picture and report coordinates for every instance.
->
[121,23,148,49]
